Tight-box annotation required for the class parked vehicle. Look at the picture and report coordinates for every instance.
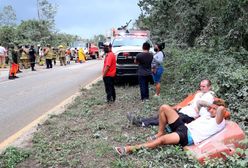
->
[85,43,99,59]
[110,29,154,80]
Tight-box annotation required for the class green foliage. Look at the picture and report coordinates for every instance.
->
[0,147,30,168]
[162,47,248,123]
[15,20,51,45]
[136,0,248,49]
[0,26,16,47]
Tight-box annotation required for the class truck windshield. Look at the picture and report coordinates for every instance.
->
[112,37,153,47]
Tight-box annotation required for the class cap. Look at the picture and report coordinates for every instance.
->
[103,42,110,46]
[58,45,64,48]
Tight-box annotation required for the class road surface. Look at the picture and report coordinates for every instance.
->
[0,60,103,142]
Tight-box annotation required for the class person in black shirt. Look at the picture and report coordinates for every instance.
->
[29,45,36,71]
[135,42,153,100]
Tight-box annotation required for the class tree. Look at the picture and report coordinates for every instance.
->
[37,0,57,30]
[91,34,106,44]
[0,26,16,47]
[0,5,17,26]
[136,0,248,49]
[15,20,51,46]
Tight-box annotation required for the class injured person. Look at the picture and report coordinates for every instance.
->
[115,99,227,156]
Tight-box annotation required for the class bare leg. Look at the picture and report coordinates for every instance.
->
[156,105,180,138]
[125,132,180,153]
[155,83,161,95]
[116,105,181,155]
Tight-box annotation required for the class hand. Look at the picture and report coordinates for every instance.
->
[152,68,156,74]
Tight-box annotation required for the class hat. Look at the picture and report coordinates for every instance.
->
[103,42,111,46]
[58,45,64,48]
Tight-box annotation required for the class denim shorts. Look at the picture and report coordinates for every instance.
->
[153,66,164,83]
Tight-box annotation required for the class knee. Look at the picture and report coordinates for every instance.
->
[159,104,171,113]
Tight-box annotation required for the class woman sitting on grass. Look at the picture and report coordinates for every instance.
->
[115,99,227,156]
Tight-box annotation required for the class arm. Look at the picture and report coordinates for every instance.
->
[195,100,212,114]
[215,106,225,124]
[103,65,110,77]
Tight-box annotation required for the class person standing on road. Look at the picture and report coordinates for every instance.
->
[58,45,66,66]
[135,42,154,101]
[151,43,165,97]
[102,42,116,103]
[78,48,86,63]
[20,45,30,69]
[44,44,53,69]
[16,45,23,73]
[0,44,7,68]
[8,44,19,79]
[29,45,36,71]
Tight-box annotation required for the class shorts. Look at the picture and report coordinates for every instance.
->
[169,117,189,146]
[152,66,164,83]
[178,113,194,124]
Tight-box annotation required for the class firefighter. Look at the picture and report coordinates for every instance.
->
[78,48,86,63]
[8,44,19,79]
[16,45,23,73]
[44,44,53,69]
[20,45,30,69]
[52,47,58,65]
[58,45,66,66]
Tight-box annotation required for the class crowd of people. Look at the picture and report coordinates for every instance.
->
[101,42,166,103]
[0,43,88,80]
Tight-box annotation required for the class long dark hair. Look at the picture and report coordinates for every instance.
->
[157,42,165,57]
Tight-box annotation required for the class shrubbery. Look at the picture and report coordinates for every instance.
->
[158,46,248,166]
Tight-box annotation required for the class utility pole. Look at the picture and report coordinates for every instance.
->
[37,0,40,20]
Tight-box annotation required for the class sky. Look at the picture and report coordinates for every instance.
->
[0,0,141,39]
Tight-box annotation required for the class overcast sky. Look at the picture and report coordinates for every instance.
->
[0,0,141,38]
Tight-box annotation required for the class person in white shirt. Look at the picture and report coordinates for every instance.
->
[0,44,7,68]
[151,43,165,97]
[127,79,215,127]
[115,99,227,156]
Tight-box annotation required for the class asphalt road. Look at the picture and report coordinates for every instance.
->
[0,60,103,142]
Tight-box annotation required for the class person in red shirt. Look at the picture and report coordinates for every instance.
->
[102,42,116,103]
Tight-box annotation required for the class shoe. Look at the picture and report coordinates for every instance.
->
[114,146,127,156]
[17,70,22,73]
[147,135,157,141]
[14,76,19,78]
[153,94,160,98]
[126,112,142,126]
[32,69,36,71]
[8,76,15,80]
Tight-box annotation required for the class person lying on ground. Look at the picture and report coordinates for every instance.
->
[127,79,215,127]
[115,99,227,156]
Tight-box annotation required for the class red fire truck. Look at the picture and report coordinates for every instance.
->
[85,43,99,59]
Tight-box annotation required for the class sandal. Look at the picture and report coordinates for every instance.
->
[114,146,127,156]
[147,135,157,141]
